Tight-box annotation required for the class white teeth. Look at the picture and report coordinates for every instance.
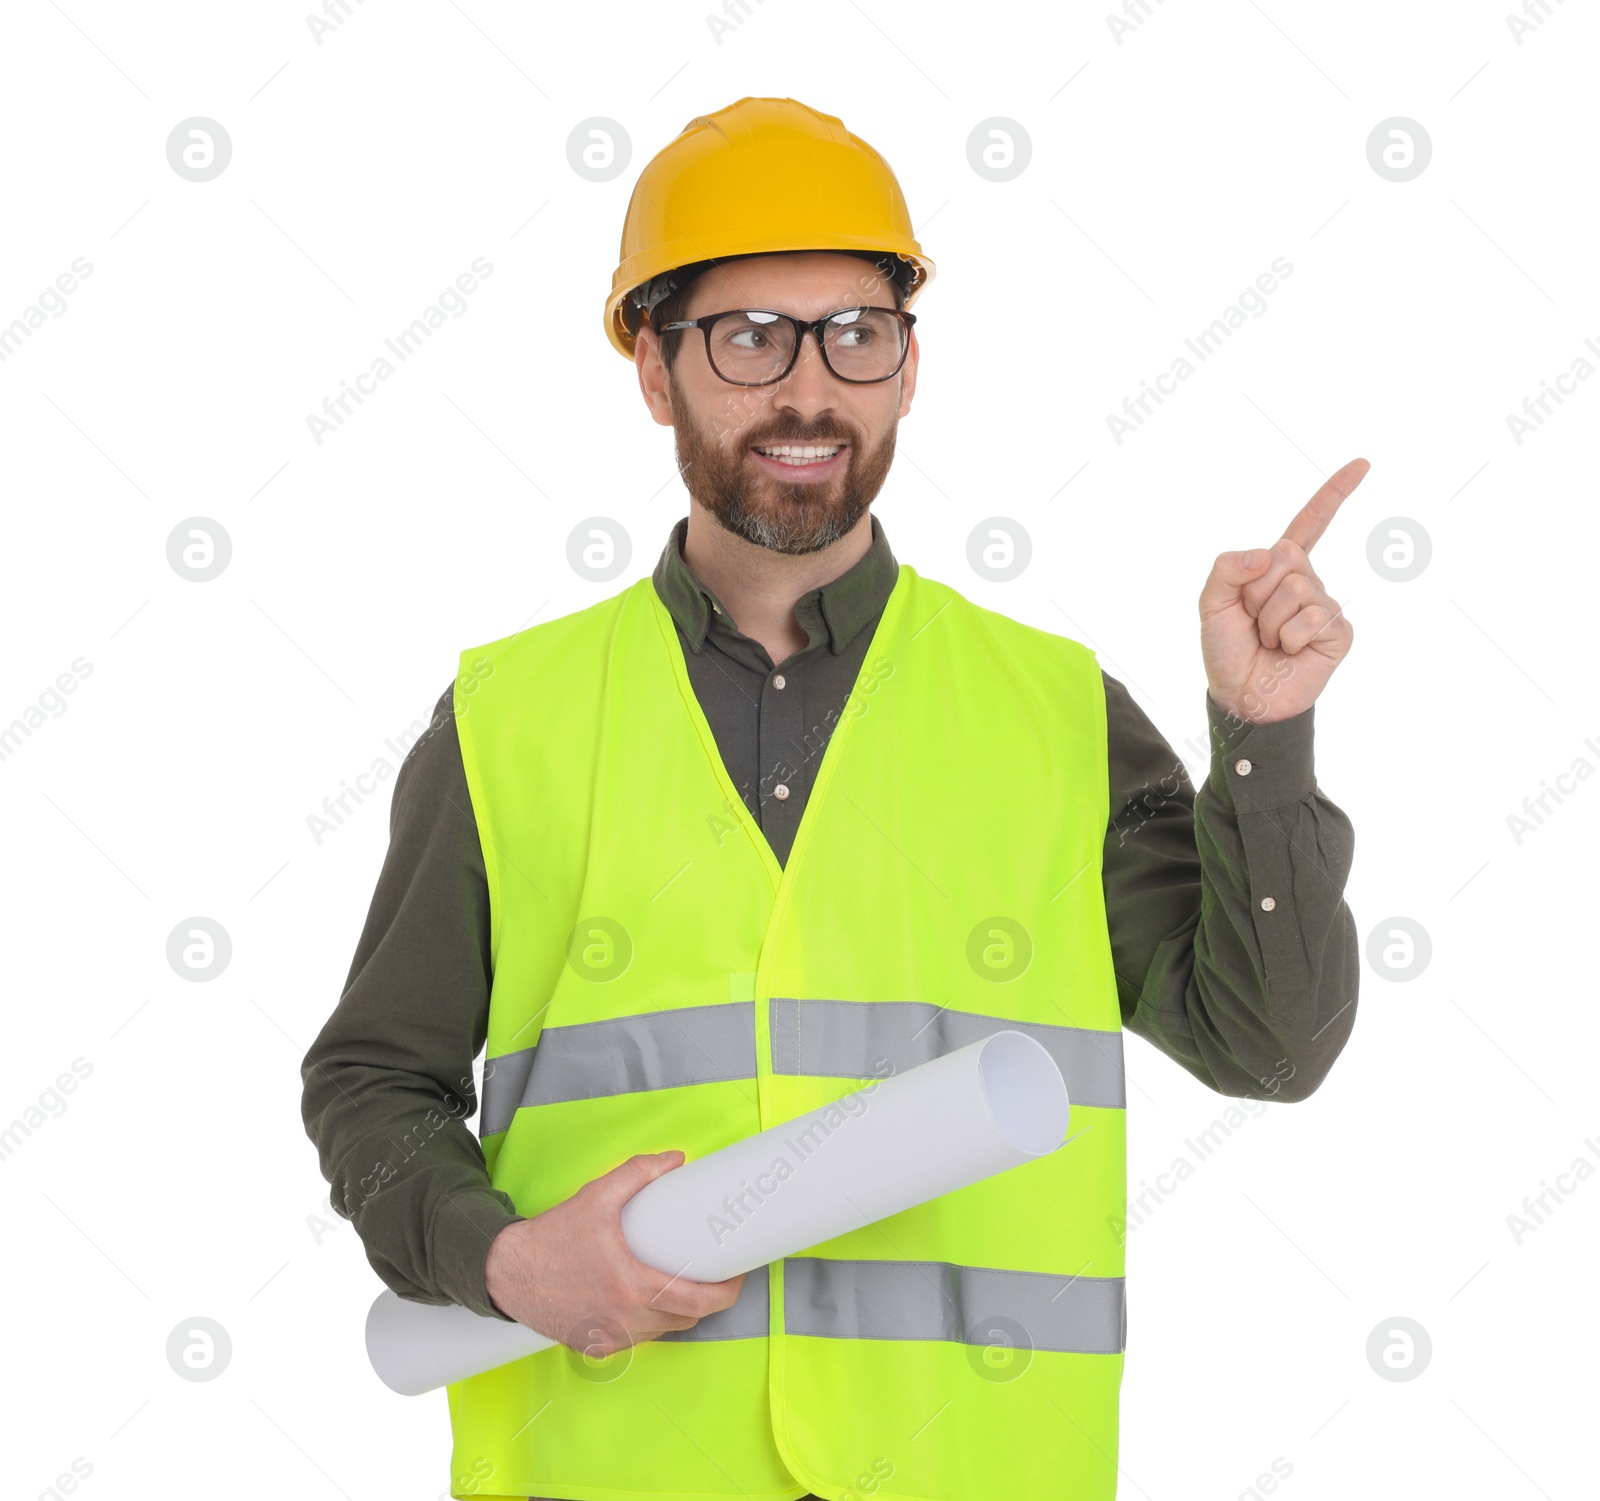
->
[755,444,841,464]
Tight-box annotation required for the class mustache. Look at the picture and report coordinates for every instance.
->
[745,426,854,446]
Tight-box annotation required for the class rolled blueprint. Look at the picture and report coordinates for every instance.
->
[367,1027,1070,1395]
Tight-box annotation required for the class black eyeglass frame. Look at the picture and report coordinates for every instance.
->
[658,305,918,387]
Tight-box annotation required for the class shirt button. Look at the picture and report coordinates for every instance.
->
[1260,896,1276,911]
[773,674,786,689]
[774,783,790,800]
[1234,758,1252,776]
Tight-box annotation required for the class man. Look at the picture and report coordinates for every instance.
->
[301,97,1361,1501]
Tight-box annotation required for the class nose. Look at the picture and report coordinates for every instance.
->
[771,326,841,419]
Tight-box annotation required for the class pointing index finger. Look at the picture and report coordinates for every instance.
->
[1283,457,1370,554]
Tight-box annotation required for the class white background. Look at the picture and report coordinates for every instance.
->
[2,0,1597,1497]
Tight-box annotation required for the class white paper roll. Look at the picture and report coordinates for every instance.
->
[366,1027,1069,1396]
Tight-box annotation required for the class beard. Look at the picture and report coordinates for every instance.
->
[668,377,898,555]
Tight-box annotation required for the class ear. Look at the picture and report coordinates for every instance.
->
[895,328,919,419]
[636,326,676,428]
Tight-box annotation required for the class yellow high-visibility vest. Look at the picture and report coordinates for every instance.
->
[446,563,1127,1501]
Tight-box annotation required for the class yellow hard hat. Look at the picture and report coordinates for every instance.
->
[605,96,934,360]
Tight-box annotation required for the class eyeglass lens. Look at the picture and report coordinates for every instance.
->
[708,308,906,383]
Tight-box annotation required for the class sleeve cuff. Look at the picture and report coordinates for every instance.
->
[427,1187,527,1322]
[1203,690,1317,814]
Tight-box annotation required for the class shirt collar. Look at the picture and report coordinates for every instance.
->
[652,512,899,657]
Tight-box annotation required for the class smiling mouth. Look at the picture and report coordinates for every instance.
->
[748,441,851,464]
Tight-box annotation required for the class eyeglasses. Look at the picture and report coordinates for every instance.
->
[660,305,917,387]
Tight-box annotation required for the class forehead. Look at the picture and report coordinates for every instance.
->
[681,251,892,317]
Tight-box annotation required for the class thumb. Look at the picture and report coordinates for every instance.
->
[1199,547,1271,617]
[589,1150,686,1211]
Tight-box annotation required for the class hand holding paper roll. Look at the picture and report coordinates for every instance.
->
[481,1149,747,1356]
[367,1029,1071,1396]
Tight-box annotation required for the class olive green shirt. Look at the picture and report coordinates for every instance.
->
[300,513,1358,1324]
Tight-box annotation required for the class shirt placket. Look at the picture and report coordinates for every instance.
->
[758,655,808,859]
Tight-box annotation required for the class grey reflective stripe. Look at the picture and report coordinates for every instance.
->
[480,1002,756,1137]
[784,1257,1125,1354]
[769,997,1126,1110]
[659,1268,770,1342]
[481,996,1124,1136]
[571,1261,1122,1349]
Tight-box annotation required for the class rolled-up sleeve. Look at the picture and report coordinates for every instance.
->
[299,684,522,1320]
[1101,674,1358,1101]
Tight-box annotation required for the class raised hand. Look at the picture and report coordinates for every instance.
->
[1198,457,1367,725]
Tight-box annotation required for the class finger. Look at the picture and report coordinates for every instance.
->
[1281,456,1369,555]
[634,1297,704,1340]
[1199,547,1276,619]
[1242,536,1323,618]
[1280,599,1354,660]
[561,1311,627,1359]
[588,1150,686,1212]
[571,1313,687,1356]
[1255,572,1323,650]
[642,1266,745,1320]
